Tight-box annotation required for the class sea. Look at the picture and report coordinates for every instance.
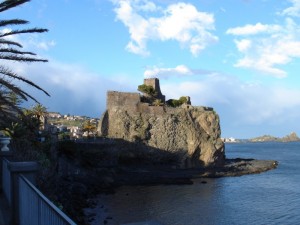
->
[87,142,300,225]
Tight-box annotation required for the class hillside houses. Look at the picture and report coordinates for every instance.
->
[47,112,62,119]
[45,112,98,140]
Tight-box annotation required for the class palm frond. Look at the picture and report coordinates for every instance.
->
[0,66,50,97]
[0,78,30,101]
[0,48,36,55]
[0,54,48,62]
[0,38,23,47]
[0,28,48,38]
[0,19,28,27]
[0,0,30,13]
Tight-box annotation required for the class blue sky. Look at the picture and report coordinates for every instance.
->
[2,0,300,138]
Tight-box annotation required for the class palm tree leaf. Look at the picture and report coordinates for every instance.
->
[0,79,30,101]
[0,19,28,27]
[0,28,48,38]
[0,0,30,13]
[0,54,48,62]
[0,48,36,55]
[0,38,23,47]
[0,66,50,96]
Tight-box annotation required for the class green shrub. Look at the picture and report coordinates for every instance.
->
[138,84,157,97]
[179,96,188,104]
[166,96,188,107]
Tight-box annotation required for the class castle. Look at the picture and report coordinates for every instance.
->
[106,78,196,115]
[98,78,223,168]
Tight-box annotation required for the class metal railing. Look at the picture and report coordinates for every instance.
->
[1,157,77,225]
[2,158,11,206]
[18,174,77,225]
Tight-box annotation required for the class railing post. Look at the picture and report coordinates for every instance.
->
[0,136,13,192]
[8,161,39,225]
[0,151,13,191]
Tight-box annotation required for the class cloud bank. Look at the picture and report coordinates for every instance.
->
[111,0,218,56]
[14,60,134,117]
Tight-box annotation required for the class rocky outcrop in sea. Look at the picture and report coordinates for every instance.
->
[98,78,225,168]
[99,106,225,168]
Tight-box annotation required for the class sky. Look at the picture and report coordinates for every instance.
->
[2,0,300,138]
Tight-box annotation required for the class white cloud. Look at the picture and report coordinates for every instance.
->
[227,18,300,78]
[112,0,218,56]
[144,65,192,78]
[144,65,213,79]
[136,0,157,11]
[235,39,252,52]
[281,0,300,17]
[226,23,281,35]
[114,0,150,56]
[35,40,56,51]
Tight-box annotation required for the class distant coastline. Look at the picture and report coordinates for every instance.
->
[224,132,300,143]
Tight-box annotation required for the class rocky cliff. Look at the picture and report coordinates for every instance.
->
[98,93,225,168]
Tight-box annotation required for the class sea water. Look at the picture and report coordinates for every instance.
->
[88,142,300,225]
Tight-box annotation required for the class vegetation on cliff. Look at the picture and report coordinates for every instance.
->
[138,84,157,97]
[166,96,188,107]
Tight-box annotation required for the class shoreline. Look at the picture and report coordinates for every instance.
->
[55,157,277,224]
[112,158,278,186]
[84,158,278,225]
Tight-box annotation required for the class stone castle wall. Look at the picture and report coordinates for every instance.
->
[107,91,169,115]
[107,91,141,112]
[106,90,212,116]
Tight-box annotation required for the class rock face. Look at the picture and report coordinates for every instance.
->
[98,90,225,168]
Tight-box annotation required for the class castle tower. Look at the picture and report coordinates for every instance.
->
[144,78,165,102]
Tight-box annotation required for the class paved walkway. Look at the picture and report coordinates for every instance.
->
[0,193,10,225]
